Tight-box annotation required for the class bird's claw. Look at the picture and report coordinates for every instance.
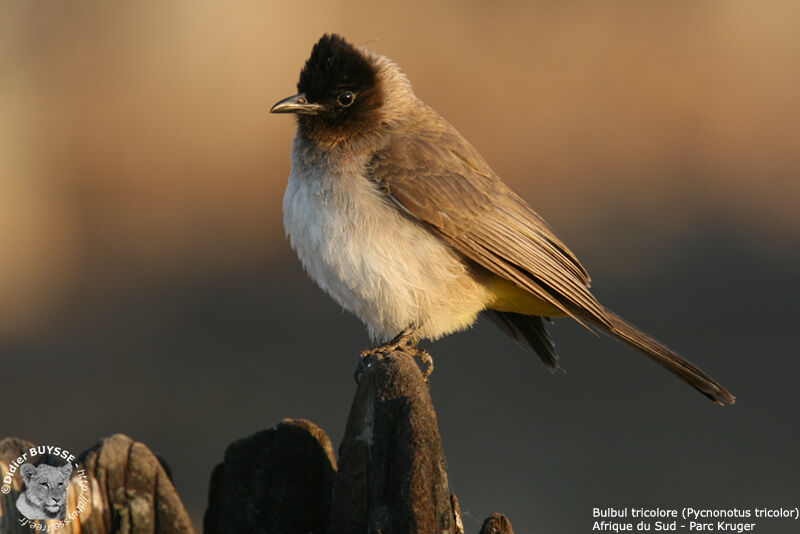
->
[413,348,434,380]
[354,329,433,383]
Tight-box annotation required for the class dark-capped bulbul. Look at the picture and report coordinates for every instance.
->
[271,34,734,405]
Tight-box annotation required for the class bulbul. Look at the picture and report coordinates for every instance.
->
[271,34,734,405]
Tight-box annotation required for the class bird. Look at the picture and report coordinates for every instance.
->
[270,33,734,405]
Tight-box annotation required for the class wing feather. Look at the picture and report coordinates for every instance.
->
[368,116,609,329]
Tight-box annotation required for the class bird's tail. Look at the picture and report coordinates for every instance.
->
[485,308,734,405]
[593,308,735,405]
[483,310,560,370]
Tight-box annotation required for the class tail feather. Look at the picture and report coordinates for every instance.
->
[485,307,734,405]
[595,308,735,405]
[483,310,559,370]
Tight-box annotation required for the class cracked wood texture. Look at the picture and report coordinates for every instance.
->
[0,434,194,534]
[203,418,337,534]
[479,513,516,534]
[203,349,515,534]
[328,349,460,533]
[2,347,516,533]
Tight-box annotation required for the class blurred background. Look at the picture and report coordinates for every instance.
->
[1,1,798,532]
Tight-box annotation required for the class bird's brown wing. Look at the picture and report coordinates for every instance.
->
[367,116,734,405]
[368,119,610,329]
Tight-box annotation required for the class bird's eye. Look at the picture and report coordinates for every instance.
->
[337,91,355,107]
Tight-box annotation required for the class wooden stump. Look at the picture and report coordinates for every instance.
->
[2,347,516,533]
[203,418,337,534]
[479,513,516,534]
[203,347,514,533]
[328,349,458,533]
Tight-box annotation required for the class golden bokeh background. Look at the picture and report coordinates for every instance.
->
[2,1,798,337]
[2,2,798,532]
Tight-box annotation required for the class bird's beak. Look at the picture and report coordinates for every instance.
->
[270,93,323,115]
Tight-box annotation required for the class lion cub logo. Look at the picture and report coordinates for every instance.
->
[15,463,73,520]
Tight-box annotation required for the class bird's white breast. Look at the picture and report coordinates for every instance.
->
[282,140,492,342]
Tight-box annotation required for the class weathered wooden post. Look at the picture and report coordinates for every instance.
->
[203,418,337,533]
[204,347,515,533]
[328,349,459,532]
[1,347,516,533]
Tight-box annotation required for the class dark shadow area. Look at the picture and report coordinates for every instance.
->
[2,230,798,533]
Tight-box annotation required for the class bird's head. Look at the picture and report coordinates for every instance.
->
[271,34,386,144]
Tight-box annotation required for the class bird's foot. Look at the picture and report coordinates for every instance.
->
[355,329,434,383]
[412,348,434,381]
[359,328,420,359]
